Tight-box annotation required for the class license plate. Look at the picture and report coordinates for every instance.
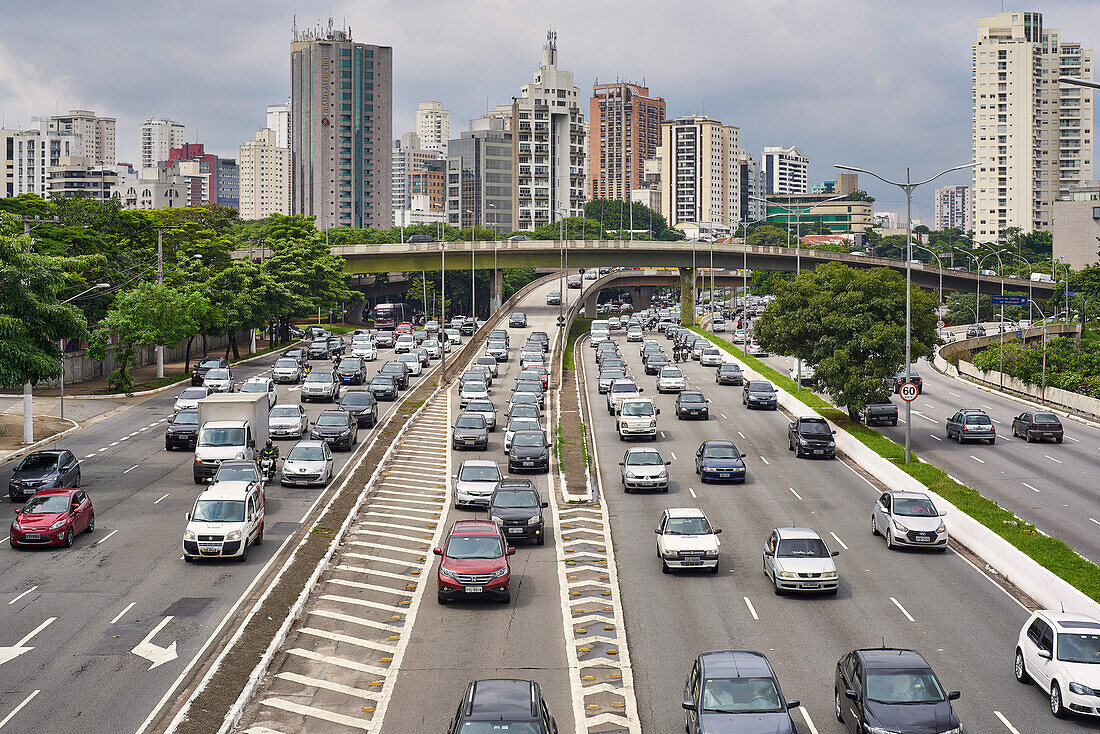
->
[507,528,524,534]
[464,439,475,444]
[814,450,824,454]
[524,461,534,466]
[465,586,483,593]
[802,583,820,589]
[914,535,931,542]
[200,546,219,555]
[682,558,703,566]
[24,534,41,540]
[719,473,730,478]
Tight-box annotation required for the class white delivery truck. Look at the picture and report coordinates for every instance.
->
[193,392,270,484]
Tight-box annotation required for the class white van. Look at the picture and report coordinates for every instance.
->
[193,420,258,483]
[182,481,264,561]
[590,320,611,347]
[617,397,659,440]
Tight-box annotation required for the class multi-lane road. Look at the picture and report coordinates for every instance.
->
[0,338,444,733]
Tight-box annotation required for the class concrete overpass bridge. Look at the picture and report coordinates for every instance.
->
[328,239,1054,317]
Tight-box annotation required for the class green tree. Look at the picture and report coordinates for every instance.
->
[0,212,97,388]
[87,281,208,393]
[752,263,939,418]
[263,232,360,339]
[530,217,608,240]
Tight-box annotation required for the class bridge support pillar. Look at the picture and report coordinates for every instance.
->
[584,292,600,318]
[631,286,656,311]
[490,268,503,312]
[679,267,695,326]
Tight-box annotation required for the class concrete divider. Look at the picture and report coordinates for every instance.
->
[706,335,1100,618]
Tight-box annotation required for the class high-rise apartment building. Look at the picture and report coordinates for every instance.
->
[446,118,513,232]
[657,114,742,228]
[10,122,84,198]
[972,11,1093,239]
[239,128,290,220]
[392,133,442,221]
[738,152,765,223]
[588,82,665,202]
[266,102,291,149]
[46,156,118,201]
[140,118,185,169]
[934,184,973,231]
[44,110,115,166]
[167,143,238,208]
[290,20,392,230]
[762,145,809,195]
[511,31,587,230]
[416,101,450,154]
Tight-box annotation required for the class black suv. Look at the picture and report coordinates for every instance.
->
[165,408,200,450]
[508,429,551,474]
[310,409,359,450]
[379,361,409,390]
[335,356,365,384]
[340,390,378,427]
[489,479,549,545]
[191,356,228,386]
[447,679,558,734]
[307,339,331,360]
[787,416,836,458]
[459,317,477,336]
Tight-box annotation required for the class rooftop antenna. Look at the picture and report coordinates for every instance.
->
[292,14,298,41]
[881,636,886,649]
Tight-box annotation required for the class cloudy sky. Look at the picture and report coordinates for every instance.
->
[2,0,1098,221]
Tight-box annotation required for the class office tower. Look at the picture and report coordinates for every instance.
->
[657,114,741,229]
[45,110,115,166]
[140,118,185,169]
[972,11,1093,239]
[10,120,84,197]
[239,128,291,220]
[416,101,450,154]
[266,102,291,149]
[934,184,973,231]
[738,152,764,222]
[762,145,809,195]
[589,82,665,201]
[446,117,513,233]
[392,133,442,221]
[290,19,393,230]
[511,31,587,230]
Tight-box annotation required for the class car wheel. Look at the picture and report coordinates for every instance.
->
[1014,649,1030,683]
[709,562,719,575]
[537,532,545,546]
[64,527,74,548]
[788,438,794,451]
[773,580,783,596]
[835,689,844,723]
[1056,436,1063,444]
[499,593,510,604]
[886,529,897,550]
[870,515,878,536]
[237,542,249,562]
[989,436,996,445]
[890,419,898,426]
[1051,681,1068,719]
[183,554,193,562]
[956,431,964,444]
[661,560,671,574]
[86,512,94,534]
[254,523,263,546]
[1025,431,1032,442]
[437,594,447,605]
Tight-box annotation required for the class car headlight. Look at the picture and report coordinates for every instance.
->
[937,728,961,734]
[11,521,22,531]
[488,566,509,579]
[649,419,657,427]
[48,518,68,530]
[490,515,503,525]
[777,570,799,579]
[226,530,242,541]
[440,567,460,580]
[527,515,542,526]
[662,550,680,560]
[625,471,637,479]
[821,571,838,579]
[892,520,909,533]
[703,550,719,558]
[865,727,902,734]
[936,523,947,534]
[1070,682,1097,696]
[657,471,668,479]
[340,429,351,436]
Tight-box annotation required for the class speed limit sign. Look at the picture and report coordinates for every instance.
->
[936,319,945,329]
[898,382,920,402]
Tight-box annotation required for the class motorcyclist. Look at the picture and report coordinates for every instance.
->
[259,439,279,462]
[302,361,312,376]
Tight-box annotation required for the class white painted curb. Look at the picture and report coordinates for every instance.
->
[0,418,80,465]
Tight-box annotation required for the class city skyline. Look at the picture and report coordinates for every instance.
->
[2,0,1099,223]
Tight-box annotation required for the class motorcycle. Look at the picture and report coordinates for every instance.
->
[259,455,278,482]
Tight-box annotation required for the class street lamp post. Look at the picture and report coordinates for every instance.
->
[487,203,499,311]
[1055,258,1071,322]
[440,237,447,383]
[977,246,1008,389]
[1028,299,1050,404]
[912,245,944,304]
[835,161,977,464]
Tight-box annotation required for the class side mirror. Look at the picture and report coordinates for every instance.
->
[714,528,723,534]
[665,461,672,466]
[831,550,840,557]
[786,698,800,709]
[832,430,837,435]
[655,408,661,415]
[654,528,661,534]
[844,689,858,701]
[507,546,516,555]
[540,501,548,508]
[638,387,644,392]
[185,512,191,522]
[681,700,694,711]
[789,422,796,428]
[940,510,948,517]
[1038,649,1052,660]
[947,690,962,701]
[432,547,442,555]
[763,549,774,557]
[618,462,625,466]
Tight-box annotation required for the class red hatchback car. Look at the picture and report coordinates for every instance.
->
[10,488,94,548]
[395,322,413,335]
[435,519,515,604]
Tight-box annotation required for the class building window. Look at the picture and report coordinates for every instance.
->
[341,60,351,67]
[1093,206,1100,219]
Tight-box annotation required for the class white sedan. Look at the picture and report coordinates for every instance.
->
[351,339,378,360]
[397,353,423,376]
[655,367,686,393]
[655,508,720,573]
[699,347,724,367]
[748,342,770,357]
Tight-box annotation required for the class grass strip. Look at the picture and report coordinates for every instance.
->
[563,318,592,372]
[693,325,1100,603]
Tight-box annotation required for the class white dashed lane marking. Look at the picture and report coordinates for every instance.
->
[737,431,745,439]
[789,487,803,500]
[669,451,677,461]
[93,529,118,546]
[154,493,170,504]
[110,602,136,624]
[1023,483,1040,493]
[1045,454,1062,464]
[995,711,1022,734]
[829,532,849,550]
[688,488,697,499]
[890,597,916,622]
[930,434,941,441]
[969,455,985,464]
[123,464,138,474]
[743,597,759,620]
[8,586,38,606]
[759,456,769,465]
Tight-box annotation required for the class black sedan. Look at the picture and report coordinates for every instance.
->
[694,440,746,483]
[683,650,798,734]
[742,380,778,410]
[715,363,744,385]
[893,370,922,394]
[8,450,82,501]
[675,391,710,420]
[379,361,409,390]
[1011,411,1064,443]
[368,375,398,401]
[644,353,670,375]
[834,648,961,734]
[507,430,552,473]
[310,409,359,450]
[340,390,378,427]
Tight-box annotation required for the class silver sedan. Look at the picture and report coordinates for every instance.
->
[762,527,840,595]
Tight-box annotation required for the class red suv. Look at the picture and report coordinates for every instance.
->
[434,519,515,604]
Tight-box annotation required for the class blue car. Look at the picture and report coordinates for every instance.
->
[683,650,799,734]
[742,380,778,410]
[695,440,746,483]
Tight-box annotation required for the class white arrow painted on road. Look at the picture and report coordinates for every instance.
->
[130,616,178,670]
[0,617,56,667]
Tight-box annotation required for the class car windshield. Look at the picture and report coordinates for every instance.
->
[799,421,831,435]
[893,497,937,517]
[748,381,774,393]
[665,517,712,535]
[21,495,69,514]
[621,402,654,416]
[511,394,536,404]
[338,358,360,369]
[467,401,494,413]
[462,382,486,393]
[240,382,267,392]
[701,677,783,713]
[459,465,501,482]
[661,369,683,378]
[180,388,208,400]
[456,416,484,429]
[1034,413,1061,424]
[342,393,372,406]
[703,348,719,355]
[198,359,222,368]
[275,359,298,369]
[446,535,504,560]
[488,341,506,349]
[316,413,347,427]
[965,415,991,425]
[311,340,328,347]
[601,371,625,382]
[513,433,544,447]
[777,538,829,558]
[1057,633,1100,663]
[206,369,229,380]
[866,672,946,704]
[627,451,663,466]
[173,411,199,425]
[287,445,325,461]
[305,373,333,384]
[214,464,259,482]
[270,406,300,418]
[371,377,394,387]
[18,454,59,471]
[510,406,538,419]
[508,420,540,433]
[703,445,740,459]
[191,499,245,523]
[197,427,246,447]
[493,491,539,509]
[681,393,705,403]
[611,383,638,394]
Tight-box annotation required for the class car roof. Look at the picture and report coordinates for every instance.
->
[798,416,828,423]
[450,519,500,535]
[701,440,736,448]
[886,490,931,500]
[699,650,774,678]
[27,450,66,459]
[459,459,498,468]
[857,648,932,671]
[25,487,76,497]
[292,440,326,450]
[775,527,822,540]
[495,478,537,491]
[198,481,256,501]
[1038,610,1100,631]
[666,507,706,519]
[465,679,540,719]
[626,446,661,455]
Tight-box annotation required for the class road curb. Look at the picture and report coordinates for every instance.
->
[0,418,80,465]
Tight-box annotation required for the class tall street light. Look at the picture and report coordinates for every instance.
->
[749,193,847,275]
[440,234,447,382]
[835,161,977,464]
[912,245,944,304]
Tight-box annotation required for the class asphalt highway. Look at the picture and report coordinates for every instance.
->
[580,326,1096,733]
[0,337,442,732]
